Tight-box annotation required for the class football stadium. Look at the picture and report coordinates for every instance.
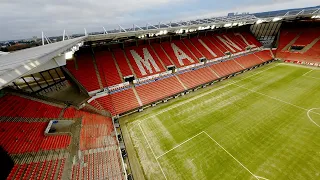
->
[0,4,320,180]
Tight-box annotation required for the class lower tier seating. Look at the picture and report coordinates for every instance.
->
[235,54,264,69]
[71,147,123,180]
[95,89,140,115]
[178,67,219,89]
[135,76,185,105]
[0,95,62,118]
[0,121,71,154]
[6,151,68,180]
[80,113,115,150]
[210,60,244,77]
[255,50,273,62]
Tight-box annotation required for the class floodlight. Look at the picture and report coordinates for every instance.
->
[256,19,265,24]
[311,15,320,19]
[273,17,282,22]
[163,30,168,34]
[224,23,232,27]
[65,51,74,60]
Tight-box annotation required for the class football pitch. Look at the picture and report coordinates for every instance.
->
[123,62,320,180]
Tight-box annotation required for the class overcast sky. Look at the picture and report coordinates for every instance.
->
[0,0,319,41]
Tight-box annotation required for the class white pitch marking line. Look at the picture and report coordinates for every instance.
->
[136,63,280,124]
[302,69,314,77]
[156,131,204,159]
[203,131,260,180]
[307,108,320,128]
[138,123,168,180]
[256,175,270,180]
[233,83,320,128]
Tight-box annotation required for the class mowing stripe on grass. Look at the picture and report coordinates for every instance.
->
[139,123,168,180]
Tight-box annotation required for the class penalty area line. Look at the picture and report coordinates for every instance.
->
[138,124,168,180]
[203,131,261,180]
[156,131,204,159]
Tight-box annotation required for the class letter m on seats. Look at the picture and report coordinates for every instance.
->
[130,48,160,76]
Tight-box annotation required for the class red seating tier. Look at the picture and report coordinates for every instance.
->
[182,39,203,59]
[0,122,70,154]
[210,60,244,77]
[135,76,185,105]
[66,53,100,92]
[113,50,134,77]
[94,51,123,87]
[235,54,264,69]
[0,95,62,118]
[151,43,174,67]
[161,41,198,68]
[124,45,166,78]
[178,67,219,89]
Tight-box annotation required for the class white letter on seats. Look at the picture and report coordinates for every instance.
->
[235,33,256,47]
[130,48,160,76]
[171,43,195,66]
[217,35,242,52]
[198,39,217,57]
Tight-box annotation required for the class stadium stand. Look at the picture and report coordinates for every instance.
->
[65,31,274,116]
[177,67,219,89]
[0,93,124,179]
[276,27,320,63]
[124,45,166,78]
[135,75,185,105]
[94,51,123,87]
[66,51,101,92]
[210,60,244,77]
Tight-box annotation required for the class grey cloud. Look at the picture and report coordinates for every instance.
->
[0,0,186,40]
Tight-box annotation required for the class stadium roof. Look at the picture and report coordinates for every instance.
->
[0,36,85,89]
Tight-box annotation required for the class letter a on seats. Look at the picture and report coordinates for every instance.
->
[235,33,256,47]
[171,43,195,66]
[217,35,242,52]
[130,48,160,76]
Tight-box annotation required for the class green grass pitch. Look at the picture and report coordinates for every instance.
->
[124,62,320,180]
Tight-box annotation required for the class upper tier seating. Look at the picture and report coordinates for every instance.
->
[113,50,134,77]
[94,50,123,87]
[66,52,101,92]
[276,28,320,63]
[182,39,204,59]
[161,41,199,67]
[151,43,175,67]
[124,45,166,78]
